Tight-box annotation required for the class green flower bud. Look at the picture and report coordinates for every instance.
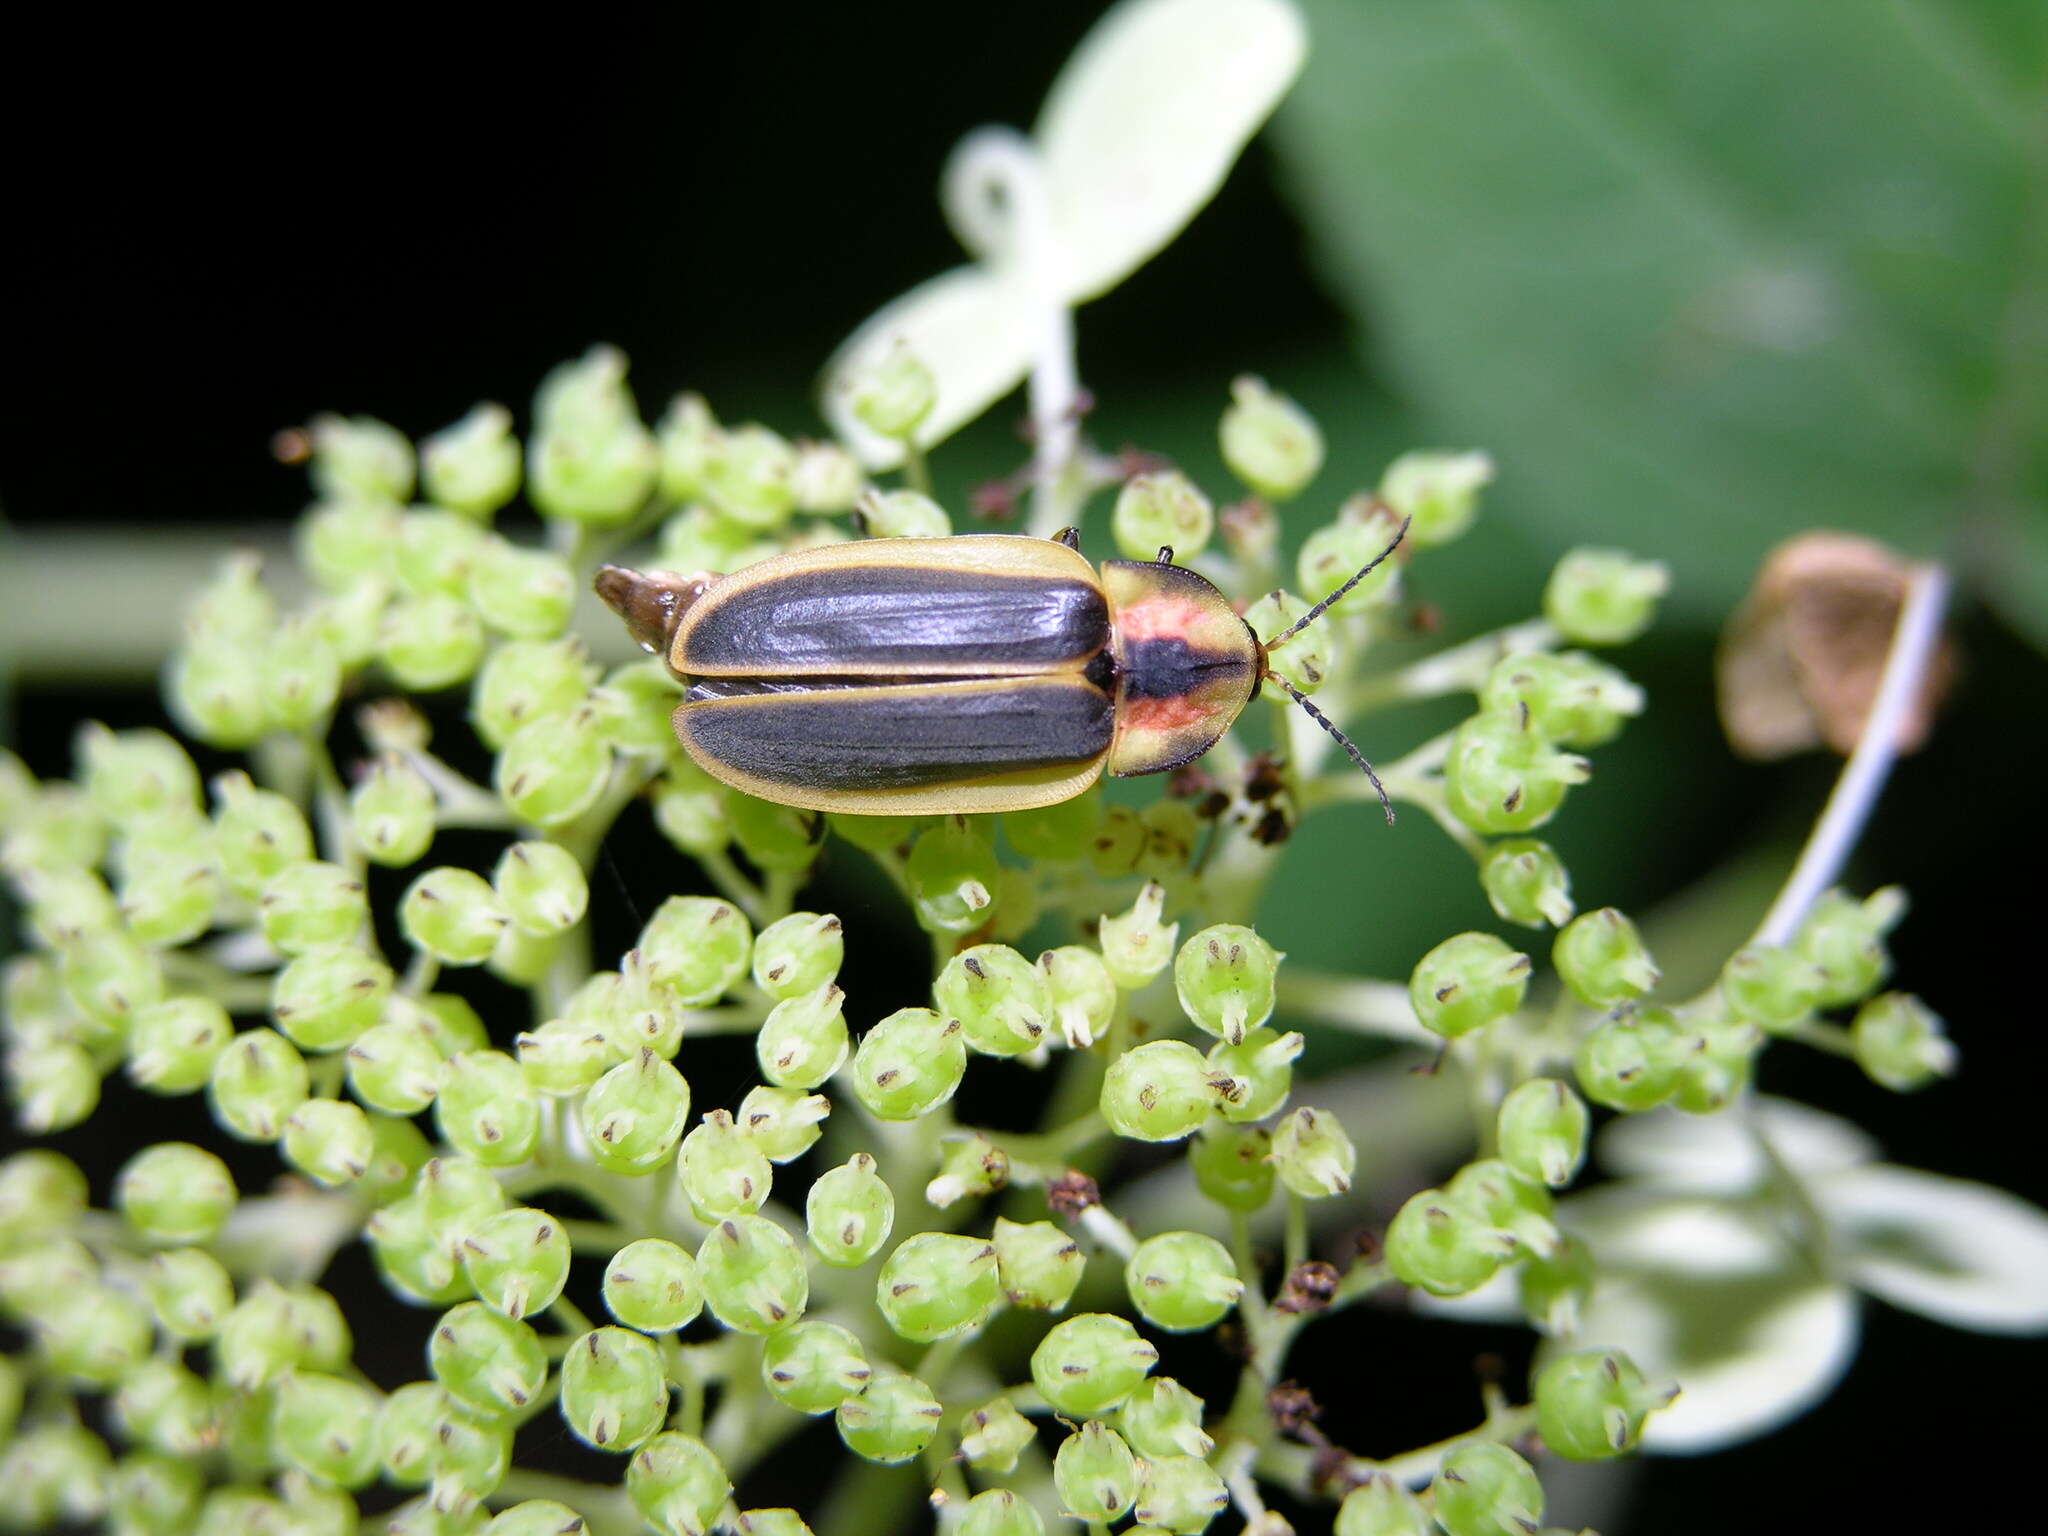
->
[209,1028,310,1141]
[484,1502,589,1536]
[1443,714,1590,835]
[308,577,392,672]
[1432,1440,1544,1536]
[350,755,437,867]
[1206,1027,1302,1123]
[471,637,598,750]
[1795,887,1904,1008]
[1175,924,1280,1045]
[597,1238,702,1335]
[272,943,394,1052]
[1134,1453,1229,1534]
[1385,1188,1506,1298]
[460,1206,571,1320]
[394,1386,511,1507]
[1032,1313,1158,1417]
[751,911,843,1000]
[1302,505,1408,618]
[421,402,520,516]
[35,1280,153,1386]
[182,549,277,644]
[762,1320,872,1413]
[1479,839,1575,929]
[1409,932,1531,1039]
[590,659,686,757]
[378,592,487,691]
[1544,548,1668,647]
[1335,1472,1432,1536]
[1574,1008,1684,1113]
[218,1281,350,1390]
[261,860,369,954]
[1718,942,1824,1030]
[698,1214,809,1334]
[0,1149,85,1238]
[1125,1231,1242,1331]
[680,1109,773,1220]
[1039,945,1118,1050]
[657,504,777,580]
[1269,1105,1357,1198]
[1055,1420,1140,1523]
[274,1372,383,1488]
[127,994,232,1093]
[487,842,588,938]
[957,1488,1044,1536]
[110,1450,206,1534]
[837,1372,943,1464]
[432,1301,548,1417]
[1378,449,1493,548]
[1852,992,1955,1091]
[366,1194,467,1305]
[111,1358,215,1454]
[1519,1234,1596,1337]
[0,1233,94,1320]
[401,867,509,966]
[876,1232,1000,1342]
[1668,1009,1763,1115]
[258,614,344,732]
[1480,651,1645,750]
[1220,375,1322,501]
[653,773,731,858]
[310,412,414,502]
[2,780,105,877]
[1553,908,1660,1008]
[959,1397,1037,1475]
[1089,801,1146,877]
[143,1245,234,1341]
[282,1098,375,1186]
[1189,1123,1276,1211]
[991,1217,1084,1312]
[1,1420,111,1525]
[1497,1078,1590,1188]
[1004,789,1099,862]
[1248,588,1335,698]
[77,724,200,826]
[1102,1039,1223,1143]
[1118,1378,1213,1460]
[806,1153,895,1268]
[8,1040,98,1131]
[347,1018,447,1114]
[856,487,950,539]
[529,346,658,525]
[851,1007,965,1120]
[469,540,575,640]
[847,341,937,440]
[656,391,720,502]
[511,1017,608,1100]
[1448,1158,1562,1261]
[701,424,799,530]
[1091,887,1174,994]
[378,1382,454,1487]
[935,945,1048,1057]
[628,1431,731,1536]
[300,498,401,596]
[1113,472,1214,562]
[906,817,998,933]
[115,856,218,949]
[357,1112,435,1205]
[1533,1348,1675,1460]
[794,439,866,513]
[925,1133,1009,1208]
[437,1050,541,1166]
[725,792,823,872]
[57,927,164,1029]
[17,866,118,950]
[212,771,314,899]
[637,895,753,1004]
[580,1049,690,1175]
[496,708,613,828]
[560,1326,670,1451]
[737,1084,832,1164]
[756,983,850,1089]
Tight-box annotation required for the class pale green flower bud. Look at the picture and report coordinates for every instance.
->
[756,983,850,1089]
[208,1028,310,1142]
[212,771,314,899]
[604,1238,704,1334]
[959,1397,1036,1475]
[737,1084,832,1164]
[348,1017,447,1114]
[591,659,686,756]
[698,1214,809,1334]
[847,341,938,440]
[806,1153,894,1268]
[437,1050,541,1166]
[1055,1421,1139,1523]
[958,1488,1044,1536]
[1379,449,1494,548]
[1206,1027,1302,1123]
[1247,588,1335,698]
[260,860,369,954]
[628,1431,731,1536]
[218,1281,350,1390]
[492,840,588,935]
[1852,992,1956,1091]
[1718,941,1824,1030]
[637,895,753,1004]
[1175,924,1280,1044]
[925,1133,1009,1208]
[988,1216,1082,1313]
[851,1007,965,1120]
[529,346,658,525]
[560,1327,670,1451]
[793,440,866,513]
[274,1371,383,1488]
[127,994,232,1094]
[461,1206,571,1320]
[495,706,613,827]
[1519,1234,1596,1337]
[1118,1378,1213,1460]
[933,945,1047,1057]
[1497,1078,1590,1188]
[1448,1158,1562,1261]
[182,550,277,645]
[471,636,598,750]
[109,1450,206,1534]
[1443,713,1591,835]
[1269,1106,1356,1198]
[1102,1039,1223,1143]
[1553,908,1660,1008]
[1098,883,1179,991]
[350,754,437,867]
[857,487,950,539]
[874,1231,1000,1345]
[35,1281,153,1387]
[484,1501,589,1536]
[906,817,998,932]
[726,793,824,872]
[1031,1313,1158,1417]
[1409,933,1530,1039]
[656,392,720,504]
[310,412,414,503]
[1135,1453,1229,1534]
[1113,472,1214,562]
[836,1372,943,1464]
[272,942,394,1051]
[432,1301,548,1417]
[146,1247,234,1341]
[282,1098,375,1186]
[1574,1008,1684,1112]
[752,911,843,999]
[1003,789,1099,862]
[1543,549,1668,647]
[1384,1189,1507,1298]
[1220,376,1322,501]
[701,424,800,530]
[422,402,521,516]
[680,1109,773,1220]
[1479,650,1645,749]
[1479,839,1575,929]
[379,592,487,690]
[1533,1348,1675,1461]
[760,1319,871,1415]
[1336,1475,1432,1536]
[1126,1231,1243,1331]
[581,1049,690,1175]
[112,1358,215,1455]
[1432,1440,1544,1536]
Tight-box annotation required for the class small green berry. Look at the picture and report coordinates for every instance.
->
[1103,1039,1223,1143]
[698,1214,809,1334]
[1795,887,1904,1007]
[470,637,598,751]
[1379,449,1493,547]
[1448,1158,1563,1260]
[603,1238,704,1334]
[725,793,823,873]
[1519,1234,1596,1337]
[1003,790,1099,862]
[1432,1440,1544,1536]
[1574,1008,1684,1113]
[1054,1420,1140,1524]
[806,1153,894,1268]
[1410,933,1531,1039]
[700,424,799,530]
[379,592,487,690]
[484,1502,590,1536]
[349,755,437,866]
[528,346,659,525]
[1533,1348,1675,1460]
[1443,714,1590,835]
[1206,1026,1302,1123]
[857,486,950,539]
[1031,1313,1158,1417]
[906,817,999,933]
[1497,1078,1590,1188]
[876,1233,1000,1342]
[993,1217,1085,1311]
[145,1247,235,1341]
[126,995,232,1094]
[836,1372,944,1464]
[560,1326,670,1452]
[470,539,575,639]
[1126,1231,1242,1331]
[111,1358,215,1455]
[1384,1188,1508,1298]
[957,1488,1045,1536]
[211,772,314,899]
[1719,942,1825,1030]
[1554,908,1660,1008]
[495,707,613,827]
[627,1432,731,1536]
[756,983,850,1089]
[347,1018,448,1115]
[1295,516,1401,620]
[310,411,414,502]
[1175,923,1280,1044]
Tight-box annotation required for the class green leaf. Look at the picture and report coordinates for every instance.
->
[1275,0,2048,636]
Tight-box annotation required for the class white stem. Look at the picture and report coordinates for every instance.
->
[1753,562,1951,947]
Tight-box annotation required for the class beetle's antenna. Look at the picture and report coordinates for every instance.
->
[1266,672,1395,825]
[1265,517,1412,651]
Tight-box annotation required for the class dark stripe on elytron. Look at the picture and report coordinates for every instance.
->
[681,680,1115,791]
[681,567,1109,675]
[1119,635,1259,701]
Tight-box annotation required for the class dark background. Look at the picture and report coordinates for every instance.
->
[4,4,2042,1532]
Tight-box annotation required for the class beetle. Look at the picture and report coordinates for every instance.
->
[594,524,1404,818]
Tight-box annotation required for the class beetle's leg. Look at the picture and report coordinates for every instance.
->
[1156,546,1175,566]
[1052,526,1082,552]
[594,566,714,668]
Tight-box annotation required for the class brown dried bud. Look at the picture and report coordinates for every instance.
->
[1718,532,1953,760]
[1268,1380,1322,1437]
[1273,1260,1340,1315]
[1046,1169,1100,1219]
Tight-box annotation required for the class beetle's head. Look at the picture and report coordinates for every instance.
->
[594,566,713,667]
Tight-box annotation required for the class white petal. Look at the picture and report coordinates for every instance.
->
[1561,1276,1859,1454]
[1818,1164,2048,1333]
[1560,1187,1788,1279]
[818,264,1038,470]
[1035,0,1307,301]
[1597,1096,1875,1192]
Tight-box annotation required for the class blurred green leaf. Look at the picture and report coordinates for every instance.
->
[1275,0,2048,640]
